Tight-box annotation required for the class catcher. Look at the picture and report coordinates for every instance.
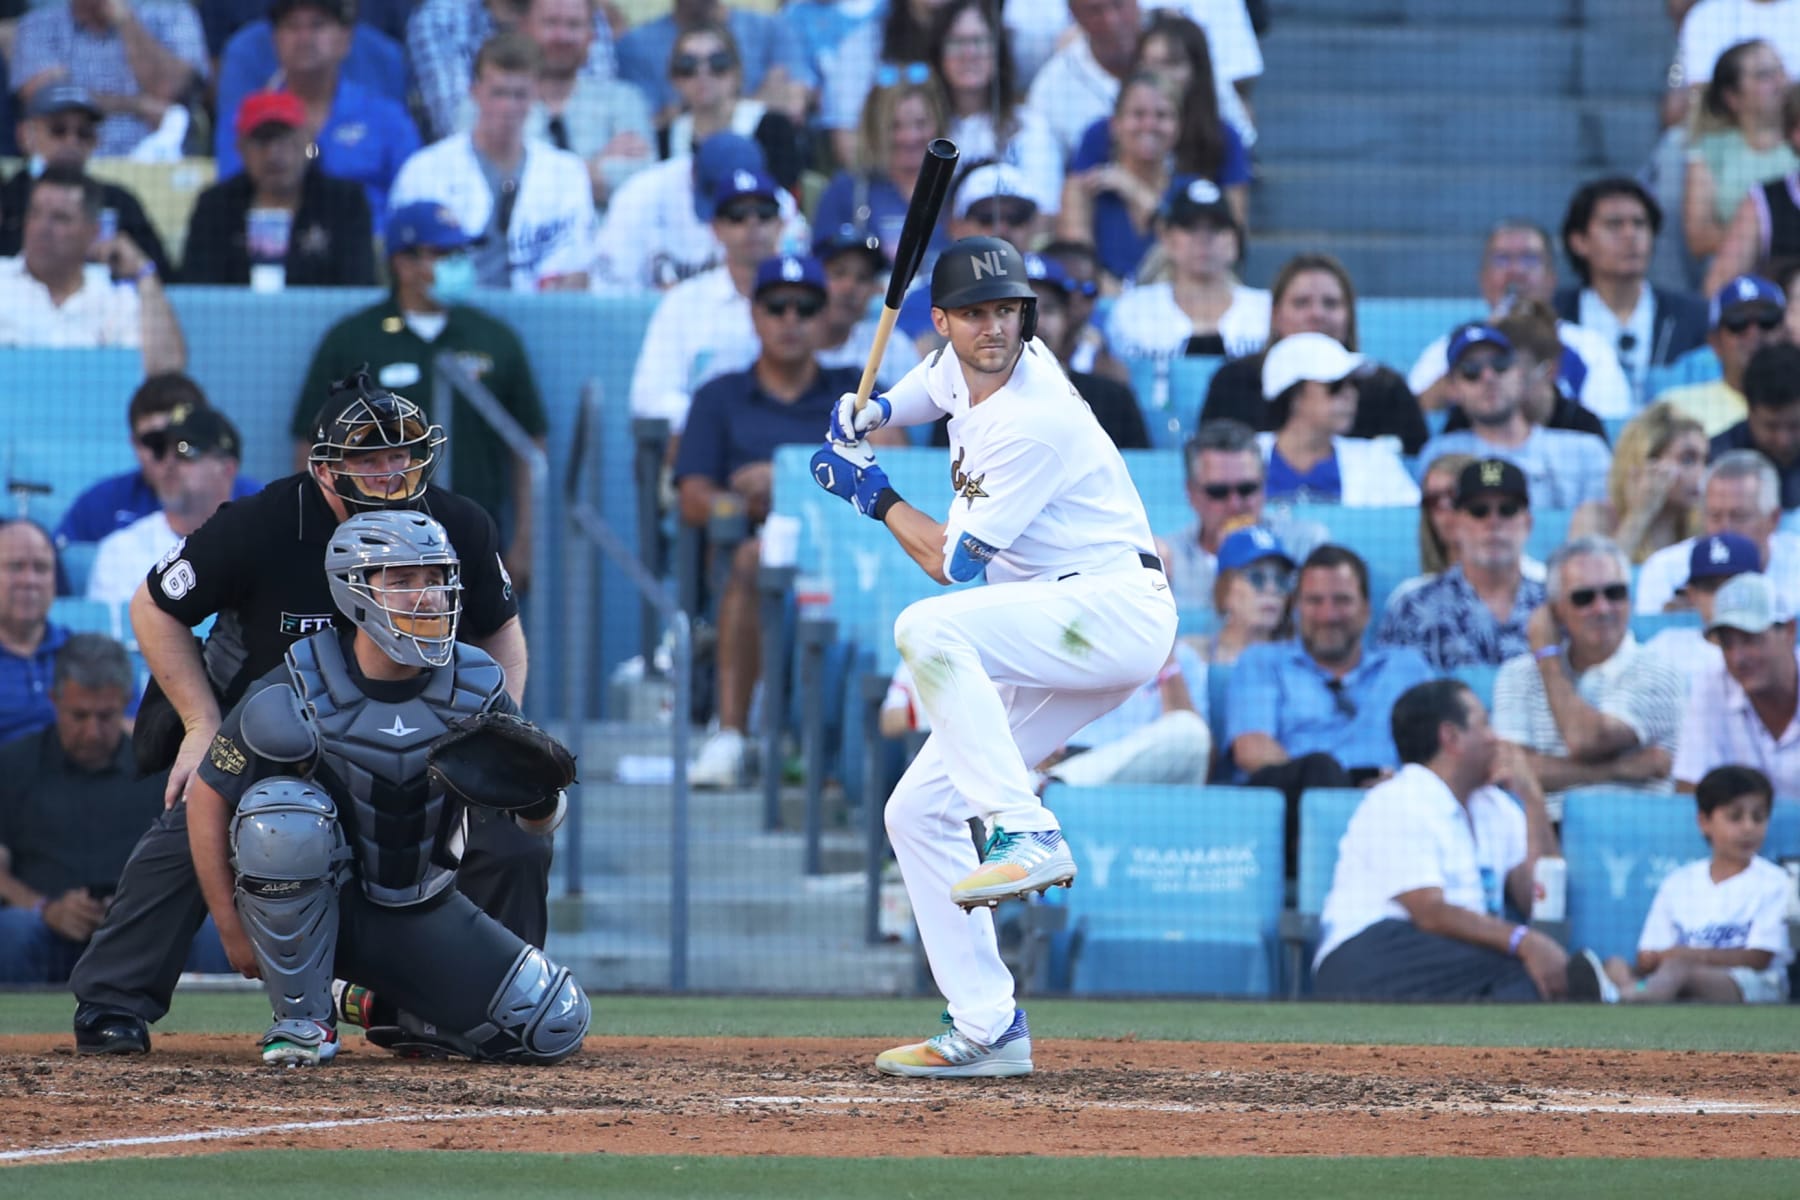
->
[185,510,587,1066]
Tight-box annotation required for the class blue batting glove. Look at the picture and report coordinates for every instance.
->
[829,391,892,445]
[810,441,891,519]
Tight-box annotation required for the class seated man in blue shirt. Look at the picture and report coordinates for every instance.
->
[673,254,860,788]
[0,520,68,748]
[1226,544,1435,869]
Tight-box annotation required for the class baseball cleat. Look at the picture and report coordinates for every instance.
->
[74,1012,150,1056]
[1565,948,1620,1004]
[951,827,1076,909]
[260,1020,340,1067]
[876,1009,1032,1078]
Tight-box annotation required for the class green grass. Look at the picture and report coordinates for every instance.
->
[5,991,1799,1052]
[8,1154,1800,1200]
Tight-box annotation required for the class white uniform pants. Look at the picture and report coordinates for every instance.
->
[1050,708,1212,789]
[888,559,1177,1043]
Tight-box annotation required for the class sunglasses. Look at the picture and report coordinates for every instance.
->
[1720,311,1782,334]
[1453,352,1515,380]
[967,202,1035,228]
[45,119,98,141]
[1424,491,1456,512]
[759,295,823,319]
[1243,565,1293,594]
[1325,679,1358,720]
[1201,481,1260,500]
[671,50,734,78]
[137,429,172,459]
[874,61,932,88]
[1463,500,1523,520]
[1567,582,1629,609]
[718,200,780,224]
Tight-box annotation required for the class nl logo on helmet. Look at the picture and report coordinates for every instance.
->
[969,251,1009,280]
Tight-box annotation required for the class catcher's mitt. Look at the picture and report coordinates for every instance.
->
[426,712,576,818]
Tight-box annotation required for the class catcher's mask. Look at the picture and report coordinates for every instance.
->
[325,511,463,668]
[309,366,445,511]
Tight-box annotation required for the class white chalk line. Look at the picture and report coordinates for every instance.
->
[722,1091,1800,1117]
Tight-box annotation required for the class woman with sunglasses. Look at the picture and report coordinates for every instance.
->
[926,0,1061,227]
[1256,332,1419,507]
[1193,523,1294,668]
[1684,40,1795,262]
[1569,402,1707,563]
[812,79,950,272]
[818,1,943,168]
[658,24,806,193]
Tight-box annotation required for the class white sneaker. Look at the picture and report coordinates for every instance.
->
[690,727,748,788]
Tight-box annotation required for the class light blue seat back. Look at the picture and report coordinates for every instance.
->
[1451,662,1500,710]
[0,349,145,532]
[1524,509,1575,561]
[49,597,124,639]
[1630,611,1700,641]
[1562,788,1709,961]
[1297,788,1364,917]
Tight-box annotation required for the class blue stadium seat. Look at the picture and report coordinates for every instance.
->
[1524,510,1574,562]
[49,597,122,638]
[1630,611,1701,642]
[1051,783,1286,997]
[1451,662,1499,710]
[1561,788,1709,962]
[1280,787,1364,996]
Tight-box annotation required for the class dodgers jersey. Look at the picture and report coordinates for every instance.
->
[1637,856,1794,967]
[884,338,1157,585]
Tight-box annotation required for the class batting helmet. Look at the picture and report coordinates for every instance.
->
[930,236,1038,341]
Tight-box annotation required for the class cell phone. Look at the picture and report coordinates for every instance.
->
[1347,766,1383,786]
[98,206,118,243]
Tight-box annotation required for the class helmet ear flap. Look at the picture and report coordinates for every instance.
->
[1020,297,1037,344]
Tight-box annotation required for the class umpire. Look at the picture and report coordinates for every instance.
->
[70,371,546,1055]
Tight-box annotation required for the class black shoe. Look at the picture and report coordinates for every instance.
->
[74,1013,150,1055]
[1564,947,1619,1004]
[363,1022,463,1060]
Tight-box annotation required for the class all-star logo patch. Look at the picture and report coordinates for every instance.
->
[280,612,336,637]
[951,447,988,504]
[208,734,247,776]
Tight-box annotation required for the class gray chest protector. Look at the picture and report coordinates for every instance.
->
[287,633,504,907]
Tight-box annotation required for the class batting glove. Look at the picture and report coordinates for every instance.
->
[810,441,892,520]
[830,391,891,445]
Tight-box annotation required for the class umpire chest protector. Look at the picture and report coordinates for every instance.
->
[286,632,504,907]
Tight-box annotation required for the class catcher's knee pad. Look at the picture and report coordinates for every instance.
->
[230,777,348,1024]
[471,946,590,1064]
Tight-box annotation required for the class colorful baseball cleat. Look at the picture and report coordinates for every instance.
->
[260,1019,340,1067]
[951,827,1076,909]
[875,1009,1032,1078]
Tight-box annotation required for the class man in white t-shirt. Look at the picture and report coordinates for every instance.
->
[1672,572,1800,797]
[87,407,242,607]
[1635,450,1800,616]
[1312,678,1569,1001]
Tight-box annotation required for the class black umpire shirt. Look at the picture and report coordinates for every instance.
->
[144,472,518,708]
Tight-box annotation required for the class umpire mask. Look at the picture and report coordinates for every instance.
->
[325,511,464,668]
[310,368,446,511]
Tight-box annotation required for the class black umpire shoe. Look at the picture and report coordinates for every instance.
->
[73,1010,151,1055]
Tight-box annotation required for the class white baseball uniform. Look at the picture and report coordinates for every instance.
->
[879,337,1178,1043]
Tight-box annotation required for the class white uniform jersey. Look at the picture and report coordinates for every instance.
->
[1638,856,1794,971]
[884,337,1156,585]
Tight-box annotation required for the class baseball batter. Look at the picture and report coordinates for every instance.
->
[811,236,1177,1077]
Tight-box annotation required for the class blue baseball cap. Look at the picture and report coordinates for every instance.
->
[385,202,472,253]
[1216,525,1293,574]
[752,254,826,299]
[693,132,768,220]
[1685,531,1760,587]
[1707,274,1784,329]
[1447,322,1512,365]
[1022,251,1073,295]
[813,222,888,269]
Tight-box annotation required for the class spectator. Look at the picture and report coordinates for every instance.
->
[1554,177,1709,406]
[1201,253,1429,455]
[1642,531,1759,686]
[1157,418,1325,612]
[0,85,170,276]
[0,635,168,985]
[1417,324,1612,510]
[675,254,858,787]
[1068,12,1251,230]
[54,374,261,550]
[1040,237,1129,382]
[1677,0,1800,102]
[1492,536,1685,809]
[653,21,805,192]
[1637,449,1800,614]
[1578,764,1793,1005]
[929,0,1062,220]
[617,0,801,125]
[509,0,654,209]
[1058,73,1183,288]
[1706,84,1800,294]
[213,0,410,122]
[897,161,1038,357]
[1189,523,1292,667]
[389,33,599,293]
[179,90,375,287]
[408,0,616,141]
[777,0,876,127]
[88,406,241,607]
[1311,679,1566,1002]
[1440,301,1609,443]
[1407,219,1631,420]
[1379,459,1544,673]
[1656,275,1787,435]
[1684,40,1796,261]
[1105,177,1269,356]
[287,203,549,588]
[811,223,920,391]
[204,0,415,50]
[812,79,950,276]
[629,166,784,433]
[817,2,941,168]
[0,168,185,374]
[1778,253,1800,341]
[1225,544,1435,859]
[11,0,209,158]
[0,520,65,748]
[1714,342,1800,509]
[1570,402,1708,562]
[1255,333,1420,507]
[1673,572,1800,795]
[213,0,420,218]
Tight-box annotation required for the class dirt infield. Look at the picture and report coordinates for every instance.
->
[3,1034,1798,1163]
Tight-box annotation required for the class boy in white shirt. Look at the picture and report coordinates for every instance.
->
[1569,764,1794,1003]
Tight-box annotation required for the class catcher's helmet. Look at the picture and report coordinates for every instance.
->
[930,236,1038,341]
[325,511,462,668]
[309,366,445,511]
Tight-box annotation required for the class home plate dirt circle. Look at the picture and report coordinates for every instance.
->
[3,1036,1797,1163]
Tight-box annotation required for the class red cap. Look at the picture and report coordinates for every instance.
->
[235,90,306,139]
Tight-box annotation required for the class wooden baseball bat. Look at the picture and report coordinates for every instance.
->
[853,137,959,413]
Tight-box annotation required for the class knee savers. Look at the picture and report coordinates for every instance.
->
[230,777,348,1020]
[473,946,590,1064]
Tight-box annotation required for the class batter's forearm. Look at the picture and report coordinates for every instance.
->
[475,616,529,704]
[883,502,950,584]
[131,583,220,732]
